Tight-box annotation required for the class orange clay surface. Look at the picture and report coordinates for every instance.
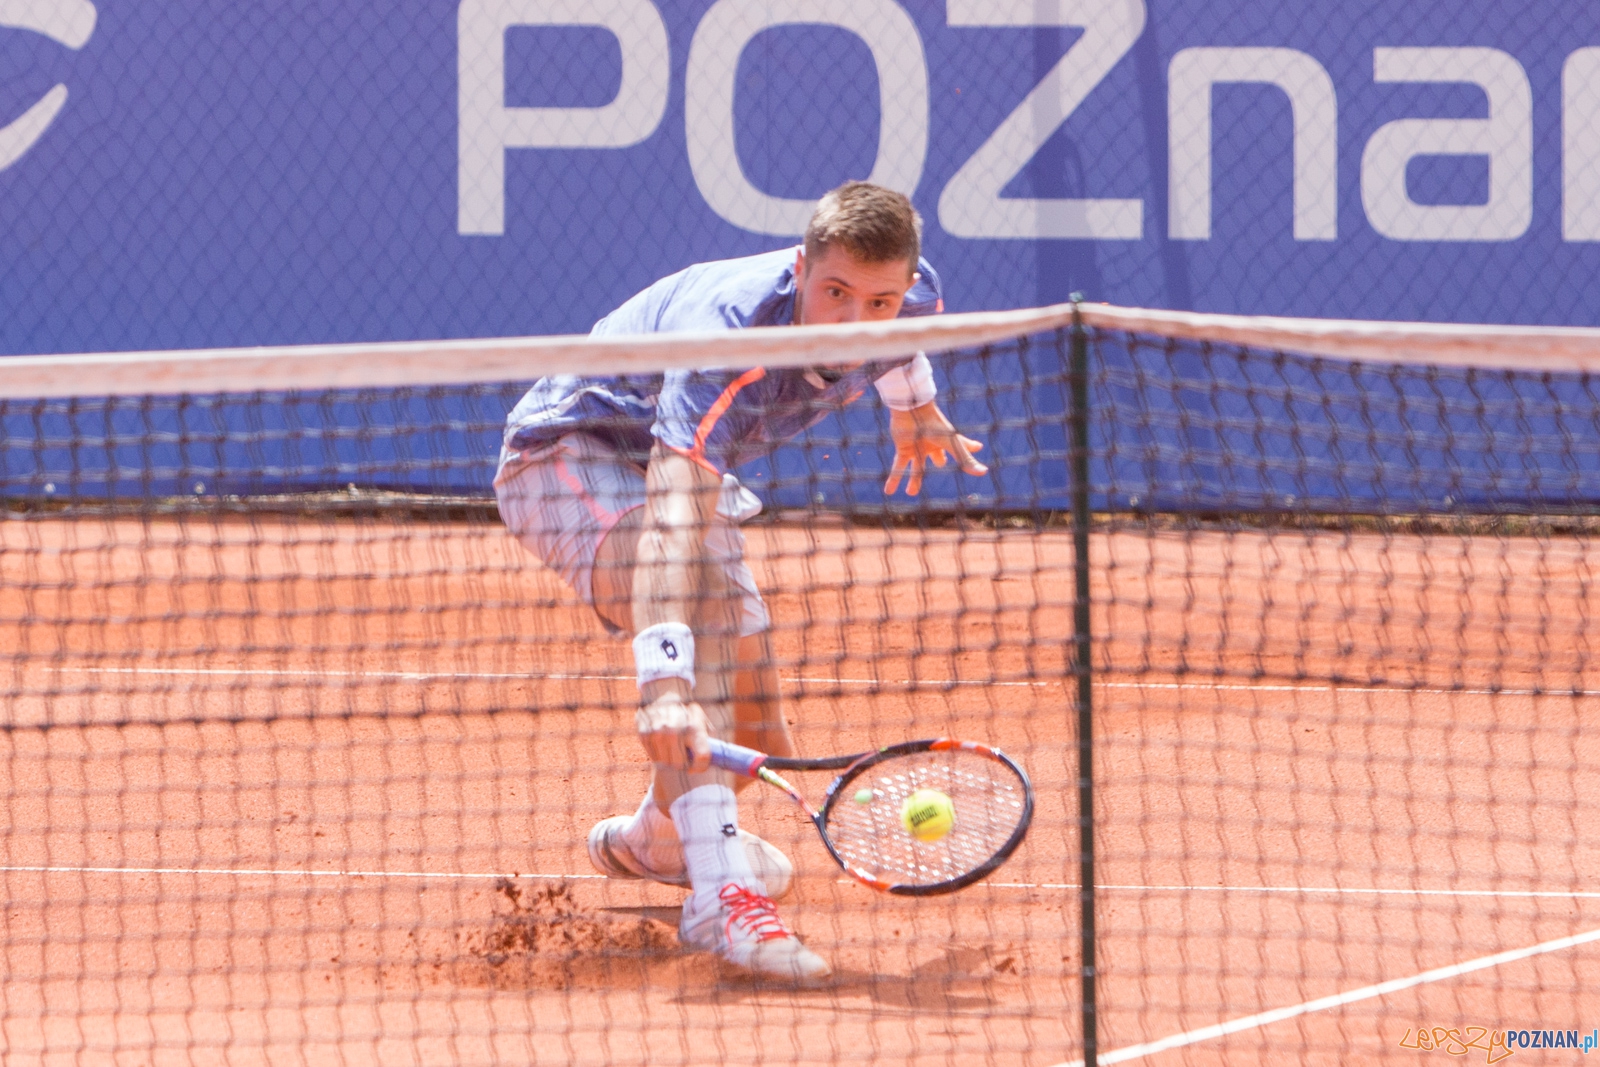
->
[0,514,1595,1066]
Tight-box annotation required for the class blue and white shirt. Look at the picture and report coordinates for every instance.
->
[502,246,942,474]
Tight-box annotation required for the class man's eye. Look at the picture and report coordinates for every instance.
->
[827,287,844,299]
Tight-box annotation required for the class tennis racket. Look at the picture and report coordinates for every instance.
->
[709,737,1033,896]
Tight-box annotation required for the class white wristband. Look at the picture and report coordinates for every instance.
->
[633,622,696,690]
[873,352,937,411]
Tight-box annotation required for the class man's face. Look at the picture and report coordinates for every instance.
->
[794,245,918,326]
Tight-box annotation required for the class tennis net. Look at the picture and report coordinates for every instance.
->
[0,305,1595,1065]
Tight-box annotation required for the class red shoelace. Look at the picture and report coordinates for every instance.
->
[718,883,791,944]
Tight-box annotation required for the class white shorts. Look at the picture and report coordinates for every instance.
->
[494,433,770,637]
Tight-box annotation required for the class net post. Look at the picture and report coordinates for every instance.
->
[1068,295,1098,1065]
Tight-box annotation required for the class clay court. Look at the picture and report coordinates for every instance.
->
[0,511,1594,1065]
[6,0,1600,1058]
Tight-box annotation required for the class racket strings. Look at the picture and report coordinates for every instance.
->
[823,750,1027,888]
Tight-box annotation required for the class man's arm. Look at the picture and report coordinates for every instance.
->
[632,442,725,773]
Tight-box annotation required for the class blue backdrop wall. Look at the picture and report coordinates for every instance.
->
[2,0,1598,508]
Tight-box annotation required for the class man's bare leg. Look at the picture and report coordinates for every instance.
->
[587,504,794,895]
[594,511,789,800]
[733,630,793,760]
[643,547,742,807]
[586,441,826,983]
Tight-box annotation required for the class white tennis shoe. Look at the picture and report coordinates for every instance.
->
[586,814,795,899]
[679,882,831,986]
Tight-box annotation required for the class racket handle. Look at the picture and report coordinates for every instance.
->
[708,738,768,778]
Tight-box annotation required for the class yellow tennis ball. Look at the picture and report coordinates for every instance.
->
[901,789,956,842]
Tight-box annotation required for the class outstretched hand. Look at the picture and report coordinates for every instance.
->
[885,402,988,496]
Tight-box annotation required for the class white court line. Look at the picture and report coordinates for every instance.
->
[1050,924,1600,1067]
[0,864,601,881]
[64,665,579,682]
[52,665,1021,685]
[1099,681,1580,698]
[37,664,1600,699]
[6,866,1597,904]
[985,882,1600,901]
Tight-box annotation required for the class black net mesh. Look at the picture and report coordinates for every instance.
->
[1083,324,1595,1064]
[0,316,1595,1064]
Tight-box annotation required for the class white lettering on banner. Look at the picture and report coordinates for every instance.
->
[457,0,669,236]
[939,0,1144,240]
[0,0,96,173]
[1168,48,1337,241]
[1563,47,1600,241]
[685,0,928,237]
[1360,47,1532,242]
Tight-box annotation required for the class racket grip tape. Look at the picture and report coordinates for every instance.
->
[708,738,767,778]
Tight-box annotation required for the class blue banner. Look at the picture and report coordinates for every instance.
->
[1,1,1597,507]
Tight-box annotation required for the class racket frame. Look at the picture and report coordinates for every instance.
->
[712,737,1035,897]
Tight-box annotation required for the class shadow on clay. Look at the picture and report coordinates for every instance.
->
[673,945,1022,1013]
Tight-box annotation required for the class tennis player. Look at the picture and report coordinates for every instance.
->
[495,181,986,983]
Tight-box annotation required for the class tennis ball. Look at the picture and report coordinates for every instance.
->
[900,789,956,842]
[853,788,875,805]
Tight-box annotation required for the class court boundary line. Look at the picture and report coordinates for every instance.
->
[986,882,1600,901]
[1048,924,1600,1067]
[0,864,602,880]
[4,866,1596,903]
[36,664,1600,700]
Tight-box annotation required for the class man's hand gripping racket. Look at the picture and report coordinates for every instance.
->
[710,737,1033,895]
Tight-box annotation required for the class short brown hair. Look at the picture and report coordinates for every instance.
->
[803,181,921,273]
